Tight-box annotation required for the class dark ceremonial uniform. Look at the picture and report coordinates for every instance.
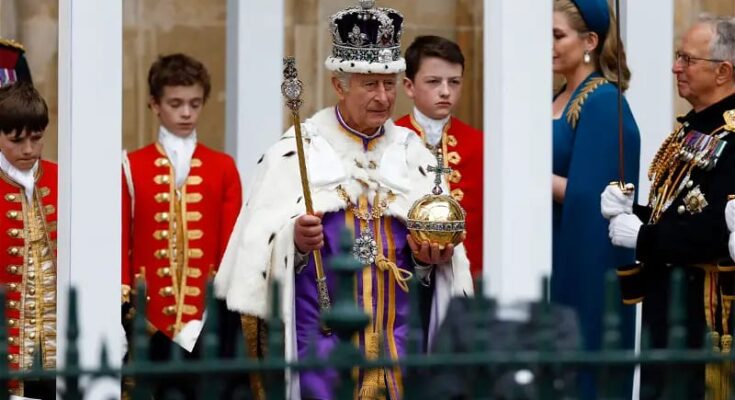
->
[618,93,735,399]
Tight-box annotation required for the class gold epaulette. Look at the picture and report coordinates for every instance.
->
[724,109,735,133]
[566,77,608,129]
[0,38,24,51]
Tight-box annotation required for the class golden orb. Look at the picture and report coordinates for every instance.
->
[407,193,466,249]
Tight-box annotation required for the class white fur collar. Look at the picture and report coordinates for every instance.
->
[301,108,416,214]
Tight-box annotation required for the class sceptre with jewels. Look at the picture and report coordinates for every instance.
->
[281,57,331,333]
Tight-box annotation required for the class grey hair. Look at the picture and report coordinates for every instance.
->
[698,14,735,79]
[333,71,353,92]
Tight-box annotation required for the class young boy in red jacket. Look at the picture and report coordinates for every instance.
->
[395,35,484,279]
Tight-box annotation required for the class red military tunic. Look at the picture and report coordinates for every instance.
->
[122,143,242,339]
[395,114,484,278]
[0,160,58,396]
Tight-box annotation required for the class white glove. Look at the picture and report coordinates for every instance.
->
[726,199,735,232]
[729,232,735,261]
[121,323,128,358]
[609,214,643,249]
[601,183,635,219]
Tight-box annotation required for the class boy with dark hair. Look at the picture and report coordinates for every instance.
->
[395,35,485,278]
[121,53,243,398]
[0,81,57,399]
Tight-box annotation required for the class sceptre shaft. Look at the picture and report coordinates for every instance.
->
[281,57,332,332]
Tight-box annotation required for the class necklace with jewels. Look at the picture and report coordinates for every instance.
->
[336,186,395,265]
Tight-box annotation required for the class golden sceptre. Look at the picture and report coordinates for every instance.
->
[281,57,331,332]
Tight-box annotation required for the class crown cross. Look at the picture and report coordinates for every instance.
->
[427,153,452,195]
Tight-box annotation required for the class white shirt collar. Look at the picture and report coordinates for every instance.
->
[413,107,450,147]
[157,126,197,188]
[0,151,38,202]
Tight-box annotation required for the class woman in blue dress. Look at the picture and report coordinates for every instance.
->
[551,0,641,397]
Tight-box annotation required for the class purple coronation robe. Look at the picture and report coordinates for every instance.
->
[295,209,415,399]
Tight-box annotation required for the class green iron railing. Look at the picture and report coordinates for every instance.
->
[0,230,732,399]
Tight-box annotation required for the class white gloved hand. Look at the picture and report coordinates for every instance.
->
[601,183,635,220]
[726,199,735,233]
[609,213,643,249]
[729,232,735,261]
[121,323,128,358]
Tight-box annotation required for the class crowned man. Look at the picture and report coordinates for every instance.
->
[215,1,473,399]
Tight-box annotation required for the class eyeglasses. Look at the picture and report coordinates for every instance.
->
[674,51,725,66]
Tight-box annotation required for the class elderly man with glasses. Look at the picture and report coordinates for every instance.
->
[601,15,735,399]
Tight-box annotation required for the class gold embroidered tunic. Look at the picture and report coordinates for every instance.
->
[0,161,57,397]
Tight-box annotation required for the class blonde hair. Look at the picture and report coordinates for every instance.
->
[554,0,631,91]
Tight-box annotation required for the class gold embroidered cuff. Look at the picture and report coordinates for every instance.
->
[617,263,646,304]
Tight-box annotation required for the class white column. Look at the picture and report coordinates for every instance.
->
[58,0,122,396]
[484,0,552,306]
[622,2,674,399]
[624,0,674,202]
[225,0,285,194]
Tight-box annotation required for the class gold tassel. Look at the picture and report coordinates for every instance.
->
[241,315,267,400]
[359,332,386,400]
[376,255,413,292]
[359,385,386,399]
[706,331,722,400]
[722,334,732,400]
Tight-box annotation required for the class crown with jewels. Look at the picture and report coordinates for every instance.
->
[325,0,405,74]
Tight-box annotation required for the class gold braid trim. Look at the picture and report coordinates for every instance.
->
[724,109,735,132]
[647,128,681,182]
[721,334,732,400]
[0,38,24,51]
[376,256,412,293]
[719,292,732,400]
[565,77,608,129]
[241,315,267,400]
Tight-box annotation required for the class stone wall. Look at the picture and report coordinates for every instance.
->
[1,0,734,161]
[285,0,483,129]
